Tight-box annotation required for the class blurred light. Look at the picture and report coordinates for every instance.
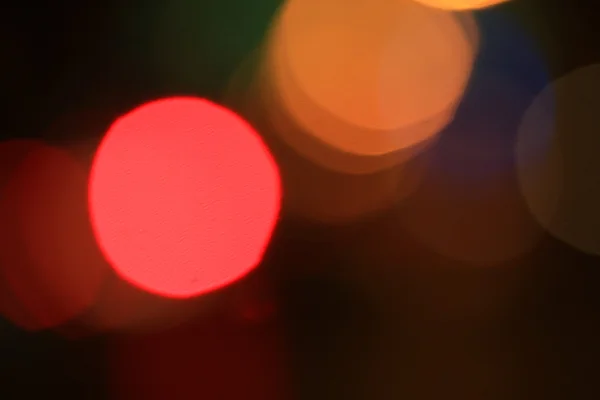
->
[398,172,543,266]
[225,48,418,176]
[225,59,425,224]
[425,12,553,183]
[411,0,509,11]
[517,64,600,255]
[0,140,44,330]
[0,140,107,330]
[267,0,475,161]
[396,12,552,266]
[89,97,281,299]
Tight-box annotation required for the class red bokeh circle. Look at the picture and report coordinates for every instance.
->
[89,97,281,299]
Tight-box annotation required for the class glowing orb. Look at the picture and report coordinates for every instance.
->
[89,97,281,299]
[411,0,509,11]
[517,65,600,256]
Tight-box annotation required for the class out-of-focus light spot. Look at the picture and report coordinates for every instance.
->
[0,140,44,330]
[269,0,475,159]
[0,140,107,330]
[264,48,439,176]
[224,53,425,223]
[399,173,543,266]
[427,12,553,183]
[517,64,600,256]
[396,12,552,266]
[244,74,426,223]
[455,11,480,51]
[411,0,509,11]
[89,97,281,299]
[226,48,415,176]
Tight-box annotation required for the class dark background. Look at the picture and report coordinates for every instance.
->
[1,0,599,399]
